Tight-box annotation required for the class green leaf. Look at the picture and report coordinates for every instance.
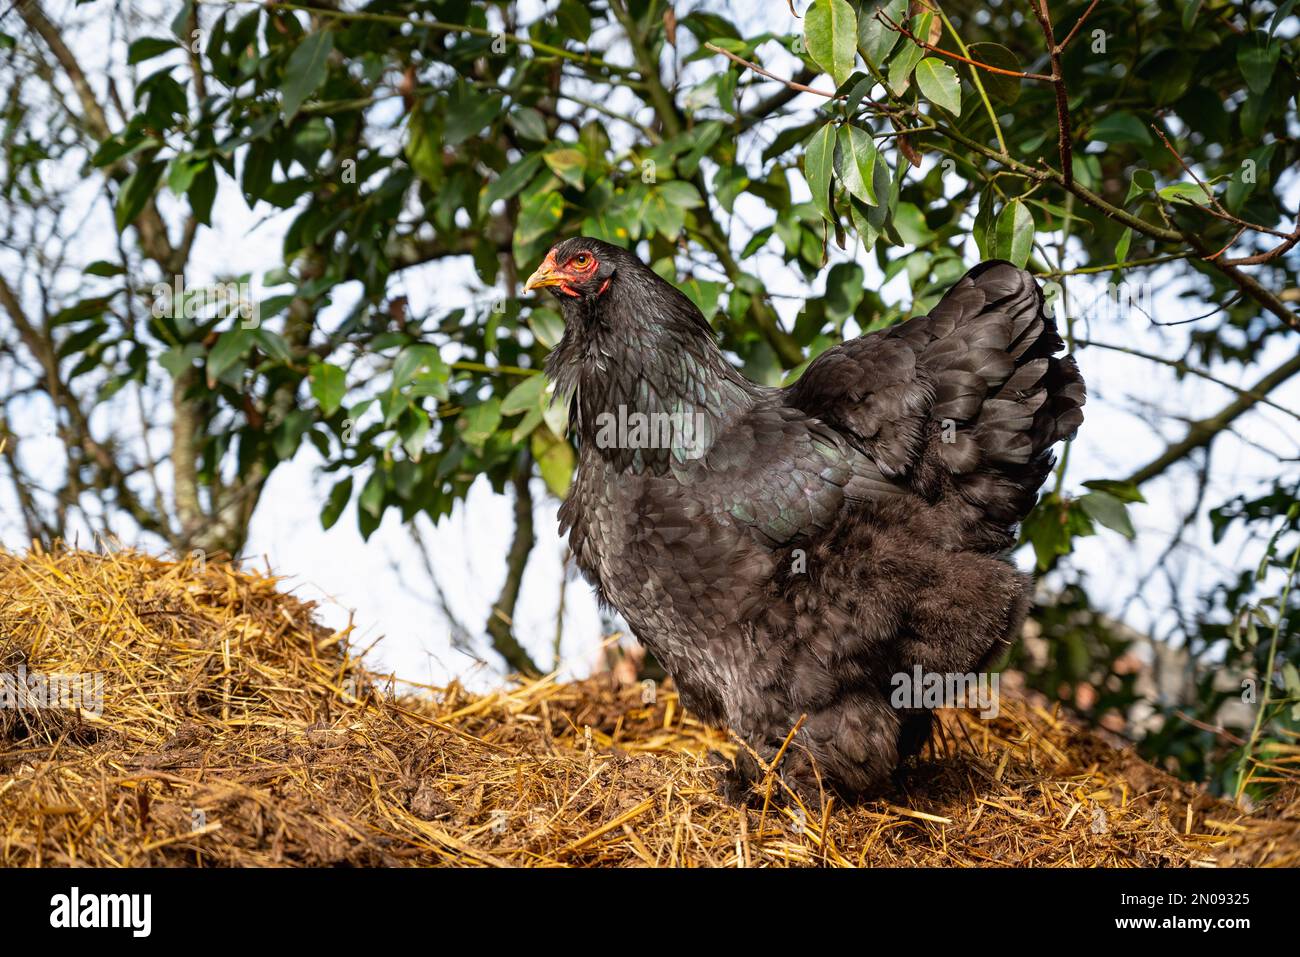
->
[252,328,292,363]
[1226,143,1274,212]
[1114,226,1132,264]
[658,179,703,209]
[359,471,385,518]
[393,344,446,389]
[166,154,207,196]
[529,309,565,350]
[444,87,503,146]
[1150,53,1193,105]
[713,165,750,214]
[92,134,161,170]
[857,0,905,67]
[531,426,575,498]
[321,476,352,530]
[309,361,347,415]
[892,202,936,245]
[915,57,961,115]
[501,373,548,416]
[971,187,995,258]
[400,408,430,460]
[1022,498,1071,571]
[169,0,193,40]
[85,260,125,278]
[1091,112,1152,146]
[205,328,250,386]
[543,148,587,189]
[805,0,858,87]
[1159,181,1214,206]
[1078,491,1136,539]
[516,190,565,248]
[824,261,865,319]
[509,107,548,142]
[678,278,723,318]
[1081,479,1146,504]
[1124,168,1155,205]
[1240,86,1275,141]
[512,406,545,444]
[128,37,176,65]
[188,163,217,226]
[273,409,313,460]
[583,206,638,246]
[380,388,410,427]
[460,398,502,449]
[1238,31,1281,96]
[967,43,1021,104]
[1283,661,1300,697]
[115,160,165,231]
[50,296,110,327]
[484,153,544,207]
[159,343,203,378]
[847,198,879,252]
[994,199,1034,267]
[834,124,879,205]
[281,30,334,120]
[634,180,702,241]
[405,108,444,188]
[804,122,837,223]
[887,38,925,95]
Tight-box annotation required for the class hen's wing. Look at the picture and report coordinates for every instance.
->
[784,260,1085,551]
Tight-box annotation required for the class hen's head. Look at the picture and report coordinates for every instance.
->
[523,237,638,301]
[534,237,744,445]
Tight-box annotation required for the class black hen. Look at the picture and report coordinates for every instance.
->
[527,237,1085,802]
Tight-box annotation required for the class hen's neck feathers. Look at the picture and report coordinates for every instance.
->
[545,265,756,472]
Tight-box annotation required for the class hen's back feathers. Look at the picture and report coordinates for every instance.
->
[785,260,1085,552]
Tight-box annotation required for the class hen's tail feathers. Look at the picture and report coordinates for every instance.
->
[914,260,1086,549]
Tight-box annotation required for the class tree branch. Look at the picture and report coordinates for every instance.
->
[0,274,168,540]
[17,0,177,270]
[1124,351,1300,486]
[485,457,541,676]
[1029,0,1074,189]
[878,9,1053,80]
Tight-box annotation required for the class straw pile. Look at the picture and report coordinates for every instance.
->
[1,545,1296,867]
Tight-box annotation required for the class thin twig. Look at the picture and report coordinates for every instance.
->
[1079,339,1300,422]
[1058,0,1102,51]
[878,9,1053,81]
[1151,123,1293,239]
[1221,232,1300,266]
[1029,0,1074,188]
[705,43,838,100]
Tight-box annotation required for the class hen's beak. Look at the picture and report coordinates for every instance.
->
[524,252,563,292]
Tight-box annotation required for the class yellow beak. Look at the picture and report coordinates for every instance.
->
[524,252,563,292]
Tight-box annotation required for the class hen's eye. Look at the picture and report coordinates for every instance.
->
[572,254,591,267]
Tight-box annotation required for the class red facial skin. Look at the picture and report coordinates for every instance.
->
[525,250,609,297]
[554,251,596,297]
